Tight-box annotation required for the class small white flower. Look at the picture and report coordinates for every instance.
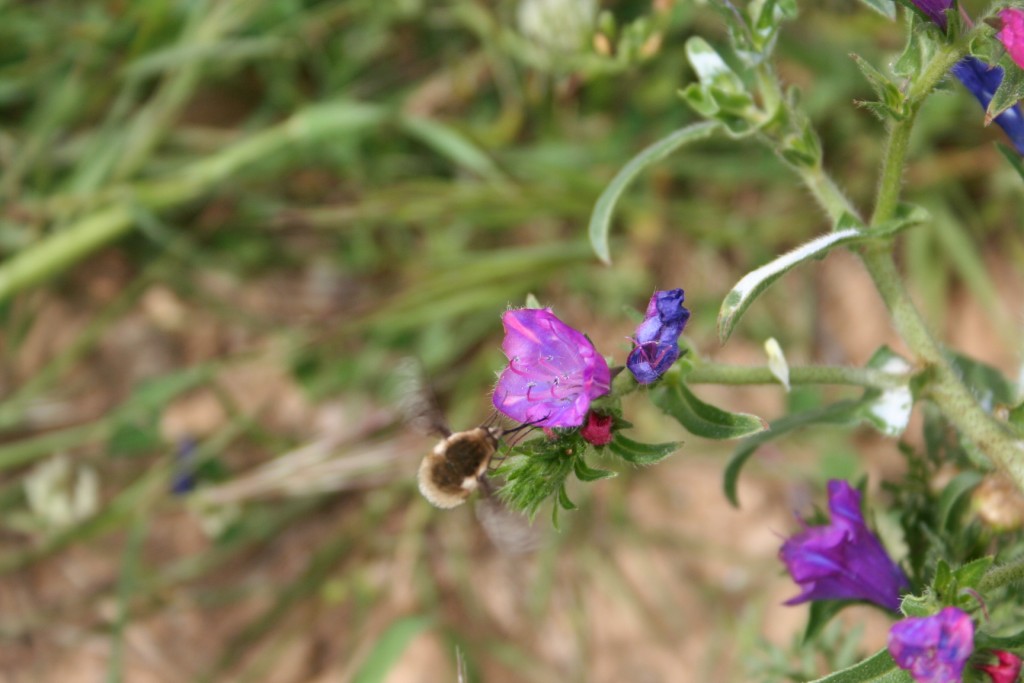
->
[24,455,100,533]
[764,337,790,392]
[517,0,597,54]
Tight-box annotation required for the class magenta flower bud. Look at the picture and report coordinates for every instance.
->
[580,411,613,446]
[627,288,690,384]
[978,650,1023,683]
[888,608,974,683]
[492,308,610,428]
[779,480,908,611]
[998,8,1024,71]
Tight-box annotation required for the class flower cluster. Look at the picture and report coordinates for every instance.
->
[493,290,687,429]
[779,480,908,611]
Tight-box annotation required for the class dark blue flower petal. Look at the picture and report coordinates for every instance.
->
[951,57,1024,156]
[627,289,690,385]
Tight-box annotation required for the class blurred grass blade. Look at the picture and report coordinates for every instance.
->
[399,115,505,182]
[352,616,434,683]
[717,228,861,343]
[588,121,720,264]
[0,101,386,304]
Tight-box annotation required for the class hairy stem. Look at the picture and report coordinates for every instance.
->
[777,29,1024,489]
[980,557,1024,593]
[686,361,906,389]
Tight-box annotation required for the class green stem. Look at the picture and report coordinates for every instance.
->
[860,35,1024,488]
[686,361,905,389]
[979,557,1024,592]
[775,28,1024,489]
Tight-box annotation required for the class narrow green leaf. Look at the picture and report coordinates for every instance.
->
[573,456,617,482]
[717,228,861,343]
[724,401,863,507]
[996,142,1024,182]
[936,471,984,532]
[978,627,1024,650]
[608,434,680,465]
[652,381,767,441]
[588,121,720,264]
[352,617,433,683]
[557,484,578,510]
[808,647,912,683]
[804,600,846,644]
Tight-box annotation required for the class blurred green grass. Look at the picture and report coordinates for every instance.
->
[0,0,1021,681]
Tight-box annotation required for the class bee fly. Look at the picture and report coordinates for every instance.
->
[418,420,535,509]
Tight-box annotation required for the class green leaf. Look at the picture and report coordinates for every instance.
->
[947,351,1017,408]
[652,380,767,441]
[953,556,993,591]
[804,600,847,643]
[936,471,984,532]
[588,121,720,264]
[573,456,617,482]
[557,484,577,510]
[986,59,1024,123]
[978,627,1024,650]
[686,37,747,95]
[851,53,906,117]
[809,647,912,683]
[724,401,864,507]
[996,142,1024,182]
[608,434,680,465]
[351,616,433,683]
[717,228,862,343]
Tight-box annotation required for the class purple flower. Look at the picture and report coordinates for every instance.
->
[951,57,1024,155]
[170,437,198,496]
[998,8,1024,71]
[909,0,953,29]
[978,650,1023,683]
[779,480,908,611]
[627,289,690,384]
[492,308,610,428]
[888,607,974,683]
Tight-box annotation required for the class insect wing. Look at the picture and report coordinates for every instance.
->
[475,478,542,555]
[393,357,451,437]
